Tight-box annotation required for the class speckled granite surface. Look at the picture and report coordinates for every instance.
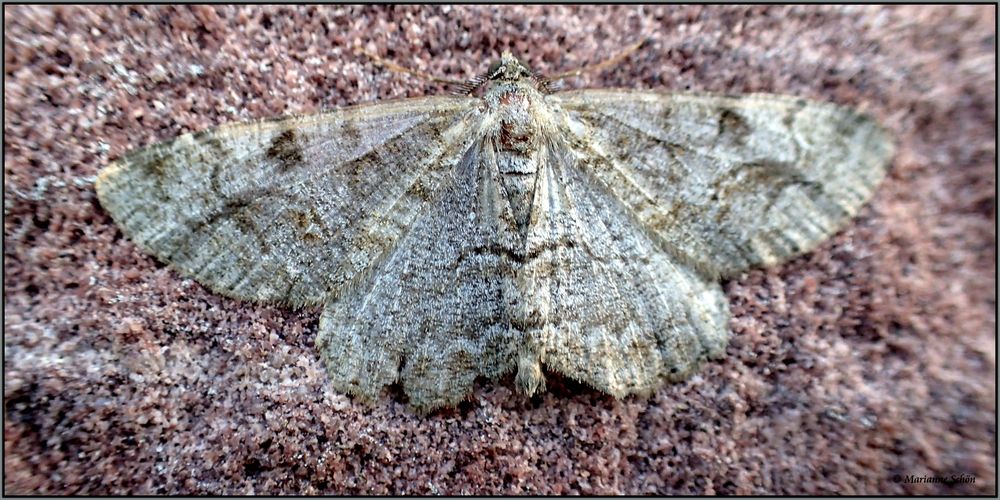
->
[4,5,995,494]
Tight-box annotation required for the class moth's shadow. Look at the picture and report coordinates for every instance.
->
[384,370,616,416]
[534,370,617,405]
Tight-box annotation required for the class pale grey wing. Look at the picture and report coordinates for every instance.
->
[96,96,478,307]
[316,143,520,411]
[550,90,894,278]
[517,142,730,398]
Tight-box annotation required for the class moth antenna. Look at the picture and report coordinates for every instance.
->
[451,75,489,96]
[355,45,469,89]
[539,37,650,88]
[532,76,562,95]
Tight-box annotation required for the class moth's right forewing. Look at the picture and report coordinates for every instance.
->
[551,90,893,278]
[96,96,480,307]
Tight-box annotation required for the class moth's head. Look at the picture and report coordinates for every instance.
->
[486,51,533,82]
[457,51,540,96]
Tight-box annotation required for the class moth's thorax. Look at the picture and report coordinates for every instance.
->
[481,81,554,236]
[483,81,549,152]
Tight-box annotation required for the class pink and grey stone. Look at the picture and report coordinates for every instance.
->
[3,5,995,494]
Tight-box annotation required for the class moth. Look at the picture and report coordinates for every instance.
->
[96,47,893,411]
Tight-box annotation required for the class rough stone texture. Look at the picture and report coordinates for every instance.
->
[4,5,995,495]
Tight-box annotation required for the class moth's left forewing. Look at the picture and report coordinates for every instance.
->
[549,89,894,278]
[96,96,480,307]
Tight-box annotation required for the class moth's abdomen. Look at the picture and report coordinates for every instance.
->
[497,154,538,232]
